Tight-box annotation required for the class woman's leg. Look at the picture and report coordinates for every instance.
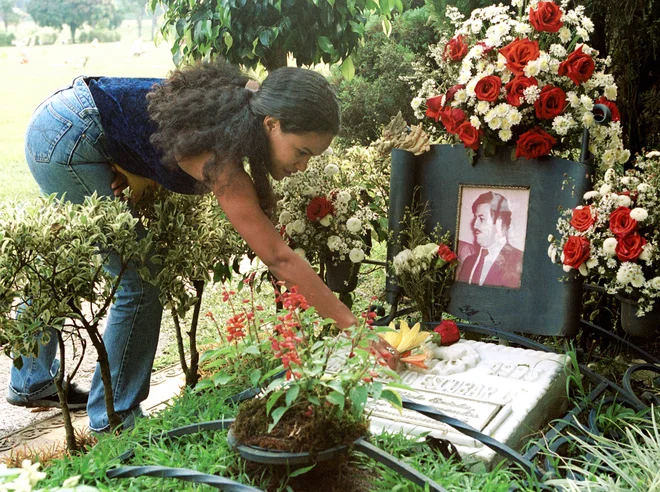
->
[10,77,163,430]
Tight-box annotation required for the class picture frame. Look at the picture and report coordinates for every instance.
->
[407,144,594,336]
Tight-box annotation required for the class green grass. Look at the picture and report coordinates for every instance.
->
[0,20,175,202]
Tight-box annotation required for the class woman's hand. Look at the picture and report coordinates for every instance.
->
[110,166,129,198]
[370,337,400,371]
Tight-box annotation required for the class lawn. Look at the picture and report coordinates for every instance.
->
[0,20,175,202]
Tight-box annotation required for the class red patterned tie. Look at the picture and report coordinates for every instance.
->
[470,248,489,285]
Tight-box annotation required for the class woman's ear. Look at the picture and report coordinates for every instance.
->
[263,115,280,134]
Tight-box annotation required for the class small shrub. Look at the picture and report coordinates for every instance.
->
[78,28,120,44]
[0,31,15,47]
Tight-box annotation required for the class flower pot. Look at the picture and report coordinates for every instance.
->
[617,294,660,337]
[325,259,360,293]
[227,428,354,466]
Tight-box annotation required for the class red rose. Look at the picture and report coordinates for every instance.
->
[474,75,502,102]
[529,1,564,32]
[570,206,596,232]
[562,236,591,269]
[616,233,647,262]
[594,96,621,122]
[306,196,334,221]
[505,76,538,106]
[515,127,557,159]
[437,244,458,262]
[445,84,466,104]
[433,320,460,346]
[456,122,481,151]
[535,85,567,120]
[558,46,595,85]
[609,206,638,237]
[499,39,541,76]
[444,35,469,62]
[439,107,467,134]
[425,95,444,121]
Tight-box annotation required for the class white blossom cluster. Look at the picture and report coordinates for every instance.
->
[410,0,628,170]
[0,460,96,491]
[274,153,376,267]
[393,242,440,276]
[549,151,660,314]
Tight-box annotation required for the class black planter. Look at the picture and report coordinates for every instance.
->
[325,259,360,293]
[617,294,660,337]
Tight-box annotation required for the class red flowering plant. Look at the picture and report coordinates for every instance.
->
[274,152,376,269]
[410,1,629,169]
[226,284,404,452]
[548,151,660,315]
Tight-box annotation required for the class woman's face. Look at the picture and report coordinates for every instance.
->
[264,116,334,181]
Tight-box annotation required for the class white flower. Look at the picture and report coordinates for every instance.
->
[524,59,541,77]
[603,237,618,256]
[327,235,342,251]
[576,26,589,41]
[549,44,567,58]
[637,183,652,193]
[346,217,362,233]
[617,195,632,208]
[499,129,512,141]
[639,244,652,262]
[292,219,306,234]
[586,258,598,269]
[548,244,557,262]
[552,115,576,136]
[604,85,617,101]
[580,95,594,111]
[285,223,296,236]
[349,248,365,263]
[278,211,292,225]
[324,164,339,176]
[411,97,423,110]
[583,190,599,200]
[548,234,554,242]
[469,116,481,129]
[567,91,580,108]
[336,191,351,204]
[294,248,307,259]
[645,150,660,158]
[616,262,644,287]
[630,208,648,221]
[476,101,490,114]
[599,183,611,195]
[319,215,332,227]
[558,26,571,43]
[523,85,541,104]
[648,276,660,290]
[582,112,595,127]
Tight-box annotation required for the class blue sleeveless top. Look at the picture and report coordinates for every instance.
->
[87,77,205,195]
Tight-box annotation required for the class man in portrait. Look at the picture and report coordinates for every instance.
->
[457,191,523,288]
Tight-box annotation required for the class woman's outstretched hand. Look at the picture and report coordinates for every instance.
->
[110,166,129,198]
[370,337,400,371]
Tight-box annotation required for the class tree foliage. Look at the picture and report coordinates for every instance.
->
[151,0,400,72]
[26,0,122,43]
[0,0,20,31]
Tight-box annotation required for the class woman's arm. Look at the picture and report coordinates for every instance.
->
[178,153,357,329]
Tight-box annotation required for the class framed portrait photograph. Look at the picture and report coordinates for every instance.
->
[455,185,530,290]
[405,144,594,336]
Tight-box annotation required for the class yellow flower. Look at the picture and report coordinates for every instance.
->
[380,320,430,353]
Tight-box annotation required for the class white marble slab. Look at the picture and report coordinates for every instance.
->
[367,339,568,466]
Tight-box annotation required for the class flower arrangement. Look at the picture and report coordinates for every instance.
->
[274,153,376,268]
[225,286,402,453]
[548,151,660,315]
[411,0,629,168]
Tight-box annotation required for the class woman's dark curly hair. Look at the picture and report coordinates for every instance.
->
[146,61,340,216]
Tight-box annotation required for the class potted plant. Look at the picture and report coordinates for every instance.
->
[226,285,403,461]
[274,153,376,294]
[549,151,660,336]
[135,188,247,388]
[0,194,151,447]
[410,0,628,169]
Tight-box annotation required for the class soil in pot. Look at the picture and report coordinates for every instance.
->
[231,397,369,454]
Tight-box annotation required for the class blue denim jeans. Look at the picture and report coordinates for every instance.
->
[8,76,163,431]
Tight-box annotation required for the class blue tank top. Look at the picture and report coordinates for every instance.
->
[87,77,205,195]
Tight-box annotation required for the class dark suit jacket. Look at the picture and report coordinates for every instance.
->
[457,243,523,289]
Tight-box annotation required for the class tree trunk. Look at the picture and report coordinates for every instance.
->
[137,12,143,38]
[186,280,204,388]
[55,332,78,452]
[171,305,191,385]
[69,24,77,44]
[263,45,288,72]
[87,327,122,430]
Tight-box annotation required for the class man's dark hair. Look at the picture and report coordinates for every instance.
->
[471,191,512,230]
[147,61,340,216]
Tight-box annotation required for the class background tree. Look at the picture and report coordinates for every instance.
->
[0,0,19,31]
[151,0,399,73]
[26,0,122,43]
[119,0,147,38]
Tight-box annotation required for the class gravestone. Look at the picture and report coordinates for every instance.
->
[368,339,567,467]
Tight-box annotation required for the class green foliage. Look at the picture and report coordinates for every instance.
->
[151,0,399,71]
[0,29,14,46]
[424,0,499,27]
[135,189,247,387]
[26,0,122,43]
[0,0,20,30]
[334,7,439,146]
[77,27,121,43]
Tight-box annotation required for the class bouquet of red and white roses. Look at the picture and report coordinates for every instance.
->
[274,153,375,268]
[411,0,628,168]
[549,151,660,315]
